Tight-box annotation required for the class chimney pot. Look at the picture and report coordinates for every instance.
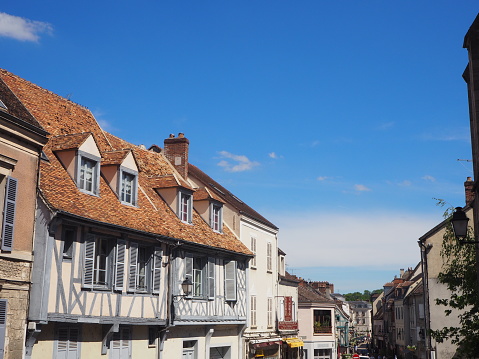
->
[465,177,475,206]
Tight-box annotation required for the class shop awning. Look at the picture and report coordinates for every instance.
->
[250,338,282,348]
[284,338,304,348]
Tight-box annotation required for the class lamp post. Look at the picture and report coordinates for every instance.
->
[450,207,474,243]
[173,278,193,300]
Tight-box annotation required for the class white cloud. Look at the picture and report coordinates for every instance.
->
[317,176,330,181]
[217,151,259,172]
[422,175,436,182]
[0,12,53,42]
[270,210,439,268]
[377,121,395,130]
[269,152,278,159]
[399,180,412,187]
[354,184,371,192]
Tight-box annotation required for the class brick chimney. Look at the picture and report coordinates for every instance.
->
[163,133,189,179]
[465,177,474,206]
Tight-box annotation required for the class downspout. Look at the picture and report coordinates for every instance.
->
[418,240,432,359]
[159,242,180,359]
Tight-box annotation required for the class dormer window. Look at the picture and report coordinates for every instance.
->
[77,152,100,195]
[179,190,192,224]
[101,150,139,207]
[119,168,138,206]
[50,133,102,197]
[211,203,222,233]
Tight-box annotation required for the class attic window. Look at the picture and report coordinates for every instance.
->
[77,152,100,196]
[178,190,192,224]
[210,203,223,233]
[0,99,7,111]
[119,169,138,206]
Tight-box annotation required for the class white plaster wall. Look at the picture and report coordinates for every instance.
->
[241,218,278,334]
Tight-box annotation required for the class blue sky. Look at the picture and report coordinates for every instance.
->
[1,1,478,293]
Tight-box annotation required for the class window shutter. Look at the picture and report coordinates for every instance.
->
[208,258,215,300]
[266,242,272,271]
[111,327,130,358]
[250,296,256,327]
[418,304,424,319]
[128,242,138,292]
[224,260,237,301]
[93,161,100,196]
[267,297,273,327]
[251,237,256,267]
[152,247,162,294]
[187,195,192,224]
[115,240,126,291]
[57,326,79,359]
[184,254,193,298]
[1,177,18,251]
[82,234,95,288]
[0,300,6,358]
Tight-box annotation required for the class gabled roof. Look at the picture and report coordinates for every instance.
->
[50,132,94,152]
[298,284,335,304]
[101,150,133,166]
[188,163,278,229]
[193,187,225,203]
[0,68,250,256]
[149,174,193,191]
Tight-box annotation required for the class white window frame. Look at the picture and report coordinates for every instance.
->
[210,202,223,233]
[178,190,192,224]
[119,167,138,206]
[76,151,100,195]
[82,234,113,290]
[184,254,207,299]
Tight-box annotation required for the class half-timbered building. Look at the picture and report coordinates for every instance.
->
[0,69,251,359]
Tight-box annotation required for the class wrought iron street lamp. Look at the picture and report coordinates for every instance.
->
[450,207,479,244]
[173,278,193,300]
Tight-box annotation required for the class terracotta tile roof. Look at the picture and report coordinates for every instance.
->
[101,150,132,166]
[188,164,278,230]
[298,284,334,304]
[149,174,194,191]
[49,133,93,151]
[193,187,225,203]
[0,74,42,129]
[0,68,250,256]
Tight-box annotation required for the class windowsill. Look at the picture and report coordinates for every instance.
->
[78,188,99,197]
[120,201,138,207]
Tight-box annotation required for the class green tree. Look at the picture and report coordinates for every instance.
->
[430,203,479,358]
[343,290,381,301]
